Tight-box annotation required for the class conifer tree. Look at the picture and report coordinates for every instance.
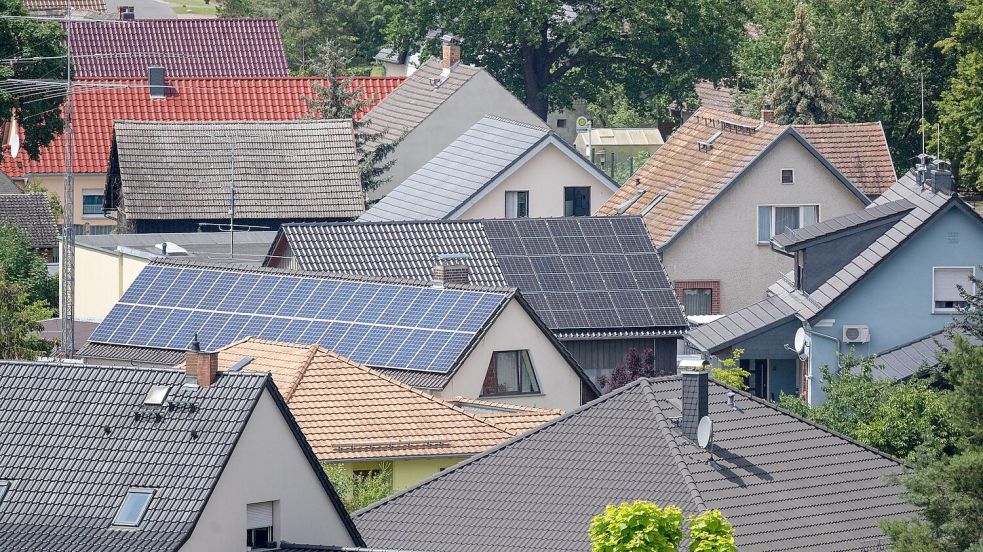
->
[770,3,836,125]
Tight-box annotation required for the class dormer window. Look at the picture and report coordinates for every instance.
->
[112,489,154,527]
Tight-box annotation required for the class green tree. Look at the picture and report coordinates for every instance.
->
[589,501,683,552]
[304,42,399,193]
[0,273,53,360]
[710,349,750,391]
[382,0,746,120]
[0,0,67,163]
[936,0,983,191]
[688,510,738,552]
[0,224,58,309]
[322,463,394,511]
[770,2,835,124]
[733,0,795,115]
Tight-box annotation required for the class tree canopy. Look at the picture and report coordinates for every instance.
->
[0,223,58,310]
[589,502,737,552]
[770,2,835,124]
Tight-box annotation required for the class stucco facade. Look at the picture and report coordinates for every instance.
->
[69,244,147,322]
[181,389,356,551]
[29,173,115,232]
[371,71,543,201]
[660,135,867,314]
[347,457,466,491]
[455,142,615,219]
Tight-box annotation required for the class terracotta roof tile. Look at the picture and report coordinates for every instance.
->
[450,396,562,435]
[794,123,897,195]
[2,76,404,177]
[694,81,736,112]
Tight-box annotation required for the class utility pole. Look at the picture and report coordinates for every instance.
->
[61,2,76,357]
[229,141,236,259]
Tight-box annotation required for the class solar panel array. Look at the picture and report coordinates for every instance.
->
[483,218,687,331]
[88,265,507,373]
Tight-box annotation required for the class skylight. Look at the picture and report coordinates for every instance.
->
[112,489,154,527]
[144,385,170,406]
[0,481,8,505]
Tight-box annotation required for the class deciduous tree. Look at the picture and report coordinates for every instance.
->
[0,273,52,360]
[0,224,57,309]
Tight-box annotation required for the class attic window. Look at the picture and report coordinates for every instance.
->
[0,481,8,505]
[639,193,667,216]
[698,131,722,152]
[112,489,154,527]
[615,191,644,215]
[143,385,170,405]
[781,169,794,184]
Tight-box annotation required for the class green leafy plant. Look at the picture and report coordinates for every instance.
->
[688,510,738,552]
[0,224,58,310]
[589,501,683,552]
[23,180,62,221]
[0,273,53,360]
[322,463,394,511]
[710,349,750,391]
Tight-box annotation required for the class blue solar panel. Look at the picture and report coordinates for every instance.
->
[299,321,329,345]
[119,266,161,303]
[258,317,290,341]
[127,307,171,345]
[135,268,177,306]
[279,279,321,318]
[198,273,240,310]
[279,319,311,343]
[375,287,421,325]
[239,275,277,314]
[318,322,349,351]
[239,315,273,339]
[297,281,339,318]
[176,270,219,309]
[165,310,210,349]
[337,282,377,320]
[334,324,369,357]
[217,274,261,312]
[157,269,203,307]
[407,332,453,370]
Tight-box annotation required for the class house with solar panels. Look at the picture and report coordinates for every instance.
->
[264,217,688,385]
[79,261,598,410]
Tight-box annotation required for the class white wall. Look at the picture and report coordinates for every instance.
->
[661,135,867,313]
[435,299,583,411]
[456,142,614,219]
[181,389,355,551]
[72,246,148,322]
[370,71,544,201]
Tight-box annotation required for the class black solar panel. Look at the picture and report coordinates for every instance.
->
[89,265,506,373]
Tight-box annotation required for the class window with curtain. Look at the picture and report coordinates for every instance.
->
[683,288,712,315]
[757,205,819,243]
[505,191,529,218]
[934,267,974,312]
[481,350,540,396]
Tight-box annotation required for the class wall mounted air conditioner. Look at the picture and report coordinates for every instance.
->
[842,325,870,343]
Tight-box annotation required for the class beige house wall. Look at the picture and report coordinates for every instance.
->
[181,389,355,551]
[434,299,583,411]
[661,135,867,314]
[371,71,543,201]
[32,173,115,230]
[71,245,148,322]
[457,142,615,219]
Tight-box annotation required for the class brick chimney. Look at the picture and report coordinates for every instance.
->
[680,370,709,442]
[432,254,470,288]
[185,333,218,387]
[441,35,462,69]
[761,103,775,124]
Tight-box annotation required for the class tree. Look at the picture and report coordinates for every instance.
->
[0,273,53,360]
[733,0,795,115]
[936,0,983,191]
[770,2,835,124]
[688,510,738,552]
[322,463,394,511]
[0,224,58,309]
[304,42,399,193]
[598,347,657,393]
[0,0,67,163]
[382,0,746,120]
[710,349,749,391]
[589,501,683,552]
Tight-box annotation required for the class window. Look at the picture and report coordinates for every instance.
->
[505,191,529,218]
[781,169,794,184]
[112,489,153,527]
[564,186,591,216]
[481,350,540,396]
[247,501,275,549]
[82,190,103,216]
[682,288,713,316]
[757,205,819,243]
[0,481,8,505]
[143,385,169,405]
[555,118,567,128]
[934,267,974,313]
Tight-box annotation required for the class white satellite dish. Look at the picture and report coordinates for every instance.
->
[697,416,713,449]
[793,327,808,353]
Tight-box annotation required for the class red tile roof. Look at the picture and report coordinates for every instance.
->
[22,0,104,13]
[2,76,405,176]
[794,122,897,195]
[67,19,289,78]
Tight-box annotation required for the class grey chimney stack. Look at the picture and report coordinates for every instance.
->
[680,370,709,441]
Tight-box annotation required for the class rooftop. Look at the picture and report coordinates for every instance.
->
[0,193,58,249]
[76,230,279,266]
[22,0,104,12]
[874,329,981,381]
[793,122,897,196]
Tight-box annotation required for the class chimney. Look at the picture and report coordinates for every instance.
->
[185,333,218,387]
[441,34,462,69]
[148,66,166,99]
[931,167,954,195]
[680,370,709,442]
[118,5,135,19]
[432,254,470,288]
[761,103,775,124]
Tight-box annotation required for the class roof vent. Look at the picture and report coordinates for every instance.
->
[639,193,667,216]
[615,191,644,215]
[148,66,166,99]
[698,131,722,152]
[155,242,188,256]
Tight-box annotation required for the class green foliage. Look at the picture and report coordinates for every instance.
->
[585,87,662,129]
[0,273,53,360]
[733,0,795,114]
[770,2,835,124]
[23,180,62,221]
[688,510,738,552]
[0,224,58,310]
[0,0,67,163]
[710,349,750,391]
[322,463,394,512]
[936,0,983,191]
[382,0,747,119]
[776,352,961,459]
[589,501,683,552]
[610,151,652,186]
[942,335,983,444]
[304,42,398,193]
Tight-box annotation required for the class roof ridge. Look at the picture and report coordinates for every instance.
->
[282,344,321,402]
[451,396,562,414]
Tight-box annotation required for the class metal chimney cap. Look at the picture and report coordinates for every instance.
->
[188,333,201,353]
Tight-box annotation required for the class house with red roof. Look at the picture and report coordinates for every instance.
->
[1,76,404,234]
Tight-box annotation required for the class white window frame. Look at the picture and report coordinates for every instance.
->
[781,168,795,185]
[112,488,154,527]
[81,188,104,218]
[932,266,975,314]
[756,204,821,244]
[505,190,529,219]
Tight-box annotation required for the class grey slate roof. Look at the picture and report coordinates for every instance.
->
[772,198,915,250]
[77,230,278,266]
[874,329,981,381]
[0,193,58,249]
[270,217,687,338]
[77,342,186,365]
[108,120,364,221]
[688,171,968,353]
[354,377,916,552]
[0,172,19,193]
[0,361,362,550]
[360,116,613,222]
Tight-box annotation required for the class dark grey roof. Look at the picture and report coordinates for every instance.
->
[0,193,58,249]
[874,329,981,381]
[108,120,364,221]
[0,361,362,550]
[772,198,915,250]
[354,377,916,552]
[77,342,186,365]
[360,116,612,222]
[0,172,19,193]
[373,47,406,64]
[76,230,278,266]
[271,217,687,337]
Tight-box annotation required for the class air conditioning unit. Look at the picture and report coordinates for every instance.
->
[842,325,870,343]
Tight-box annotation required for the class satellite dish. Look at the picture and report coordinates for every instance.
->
[793,327,808,353]
[697,416,713,449]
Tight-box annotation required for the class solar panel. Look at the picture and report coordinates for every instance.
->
[92,265,507,374]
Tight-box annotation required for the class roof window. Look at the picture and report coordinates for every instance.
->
[112,489,154,527]
[143,385,170,406]
[0,481,8,505]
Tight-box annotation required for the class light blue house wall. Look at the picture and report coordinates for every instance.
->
[806,204,983,404]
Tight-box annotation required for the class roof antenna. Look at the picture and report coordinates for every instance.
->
[920,73,926,158]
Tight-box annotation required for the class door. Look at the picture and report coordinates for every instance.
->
[741,359,768,399]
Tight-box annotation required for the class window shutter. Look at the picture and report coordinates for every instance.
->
[935,268,972,302]
[247,501,274,529]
